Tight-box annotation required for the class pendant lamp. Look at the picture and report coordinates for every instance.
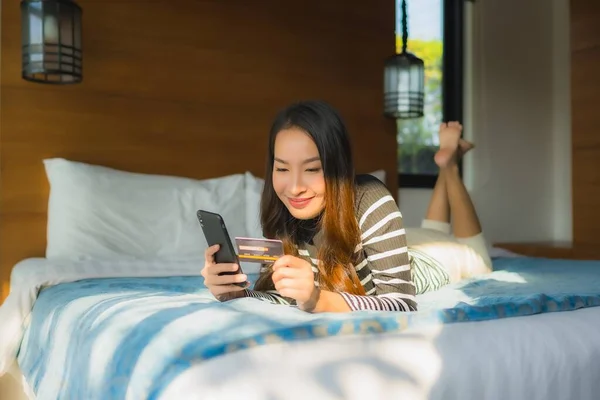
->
[384,0,424,119]
[21,0,83,84]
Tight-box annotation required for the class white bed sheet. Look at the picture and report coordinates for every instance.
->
[161,306,600,400]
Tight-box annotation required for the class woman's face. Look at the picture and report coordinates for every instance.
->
[272,127,326,220]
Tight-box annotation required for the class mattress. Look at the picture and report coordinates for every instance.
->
[2,256,600,399]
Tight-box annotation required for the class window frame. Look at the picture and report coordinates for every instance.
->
[397,0,466,189]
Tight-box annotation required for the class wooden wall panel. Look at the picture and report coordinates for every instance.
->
[0,0,397,303]
[571,0,600,249]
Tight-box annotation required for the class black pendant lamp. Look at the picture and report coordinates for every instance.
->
[20,0,83,84]
[384,0,424,119]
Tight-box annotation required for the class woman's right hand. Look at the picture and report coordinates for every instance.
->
[201,244,249,301]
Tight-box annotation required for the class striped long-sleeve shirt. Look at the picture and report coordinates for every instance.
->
[242,174,417,312]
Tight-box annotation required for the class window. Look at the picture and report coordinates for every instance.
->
[396,0,465,188]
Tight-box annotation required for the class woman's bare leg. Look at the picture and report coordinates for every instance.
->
[425,172,450,224]
[435,122,482,238]
[425,123,475,226]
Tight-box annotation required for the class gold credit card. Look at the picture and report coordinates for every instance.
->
[235,237,284,263]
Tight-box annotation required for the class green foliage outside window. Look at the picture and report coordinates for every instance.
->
[396,37,443,175]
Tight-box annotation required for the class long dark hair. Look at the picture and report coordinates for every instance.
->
[254,100,365,295]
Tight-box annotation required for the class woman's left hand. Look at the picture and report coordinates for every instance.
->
[272,255,320,311]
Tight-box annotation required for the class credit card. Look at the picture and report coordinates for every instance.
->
[235,237,284,263]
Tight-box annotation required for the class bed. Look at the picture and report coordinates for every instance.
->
[1,158,600,400]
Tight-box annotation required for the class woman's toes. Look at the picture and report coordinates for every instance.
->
[459,139,475,152]
[457,139,475,158]
[448,121,462,130]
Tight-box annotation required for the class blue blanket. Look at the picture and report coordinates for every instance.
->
[17,257,600,399]
[419,257,600,321]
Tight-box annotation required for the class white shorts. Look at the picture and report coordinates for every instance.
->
[405,219,493,283]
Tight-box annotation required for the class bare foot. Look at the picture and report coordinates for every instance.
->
[458,138,475,158]
[434,121,462,168]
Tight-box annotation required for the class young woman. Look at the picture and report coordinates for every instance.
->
[201,100,417,313]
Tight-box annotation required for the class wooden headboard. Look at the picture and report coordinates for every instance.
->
[0,0,397,303]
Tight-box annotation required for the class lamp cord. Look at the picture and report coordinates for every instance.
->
[401,0,408,53]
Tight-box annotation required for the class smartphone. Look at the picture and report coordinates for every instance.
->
[196,209,246,286]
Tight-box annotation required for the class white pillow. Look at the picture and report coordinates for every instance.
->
[369,169,386,183]
[244,169,388,239]
[44,158,247,262]
[245,171,266,239]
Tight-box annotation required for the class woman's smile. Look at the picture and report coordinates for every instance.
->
[287,196,315,209]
